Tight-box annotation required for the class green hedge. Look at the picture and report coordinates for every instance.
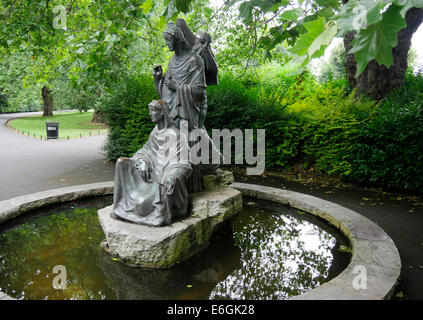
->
[349,72,423,192]
[0,96,40,114]
[102,71,423,193]
[102,75,158,160]
[0,92,8,113]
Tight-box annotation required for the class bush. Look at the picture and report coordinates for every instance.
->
[101,74,158,160]
[349,72,423,192]
[205,72,372,173]
[0,92,9,113]
[102,69,423,193]
[206,73,302,168]
[206,75,261,130]
[25,99,41,112]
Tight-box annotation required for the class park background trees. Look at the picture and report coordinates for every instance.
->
[1,0,423,193]
[1,0,423,112]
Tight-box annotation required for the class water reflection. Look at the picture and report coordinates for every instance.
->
[0,199,349,300]
[210,206,338,300]
[0,207,240,300]
[97,232,240,300]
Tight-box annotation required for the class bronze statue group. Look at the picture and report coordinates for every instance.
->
[113,19,221,226]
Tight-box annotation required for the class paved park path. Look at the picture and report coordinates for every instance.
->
[0,111,115,201]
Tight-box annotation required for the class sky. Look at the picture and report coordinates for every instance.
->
[411,25,423,67]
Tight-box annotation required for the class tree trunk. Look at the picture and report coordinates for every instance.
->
[0,89,9,112]
[42,86,53,117]
[91,108,105,123]
[344,8,423,100]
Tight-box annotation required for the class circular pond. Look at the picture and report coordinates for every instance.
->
[0,196,350,300]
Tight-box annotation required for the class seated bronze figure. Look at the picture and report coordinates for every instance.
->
[113,100,192,226]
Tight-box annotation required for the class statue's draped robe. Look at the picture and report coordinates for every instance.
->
[159,52,222,192]
[159,52,206,129]
[113,126,192,226]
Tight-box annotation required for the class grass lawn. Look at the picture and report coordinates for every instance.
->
[8,111,108,139]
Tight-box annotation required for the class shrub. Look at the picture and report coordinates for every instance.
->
[102,69,423,193]
[0,92,9,113]
[206,75,261,130]
[349,72,423,192]
[206,73,301,168]
[102,74,158,160]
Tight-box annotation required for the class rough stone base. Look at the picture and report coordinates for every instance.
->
[98,184,242,269]
[201,169,234,191]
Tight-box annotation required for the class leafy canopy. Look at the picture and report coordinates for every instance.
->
[1,0,422,112]
[228,0,423,76]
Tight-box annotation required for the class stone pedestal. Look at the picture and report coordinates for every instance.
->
[98,171,242,268]
[201,169,234,191]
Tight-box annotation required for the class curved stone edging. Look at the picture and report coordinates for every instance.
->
[0,182,114,225]
[0,181,401,300]
[0,181,114,300]
[231,182,401,300]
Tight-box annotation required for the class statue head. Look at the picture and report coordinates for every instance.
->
[148,100,174,126]
[163,21,191,52]
[148,100,164,123]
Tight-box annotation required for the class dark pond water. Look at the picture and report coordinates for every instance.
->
[0,196,350,300]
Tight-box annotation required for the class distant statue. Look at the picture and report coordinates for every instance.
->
[113,100,192,226]
[153,20,221,192]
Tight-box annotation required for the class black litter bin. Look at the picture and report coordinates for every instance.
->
[45,122,59,139]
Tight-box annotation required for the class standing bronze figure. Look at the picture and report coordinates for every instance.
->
[153,20,221,193]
